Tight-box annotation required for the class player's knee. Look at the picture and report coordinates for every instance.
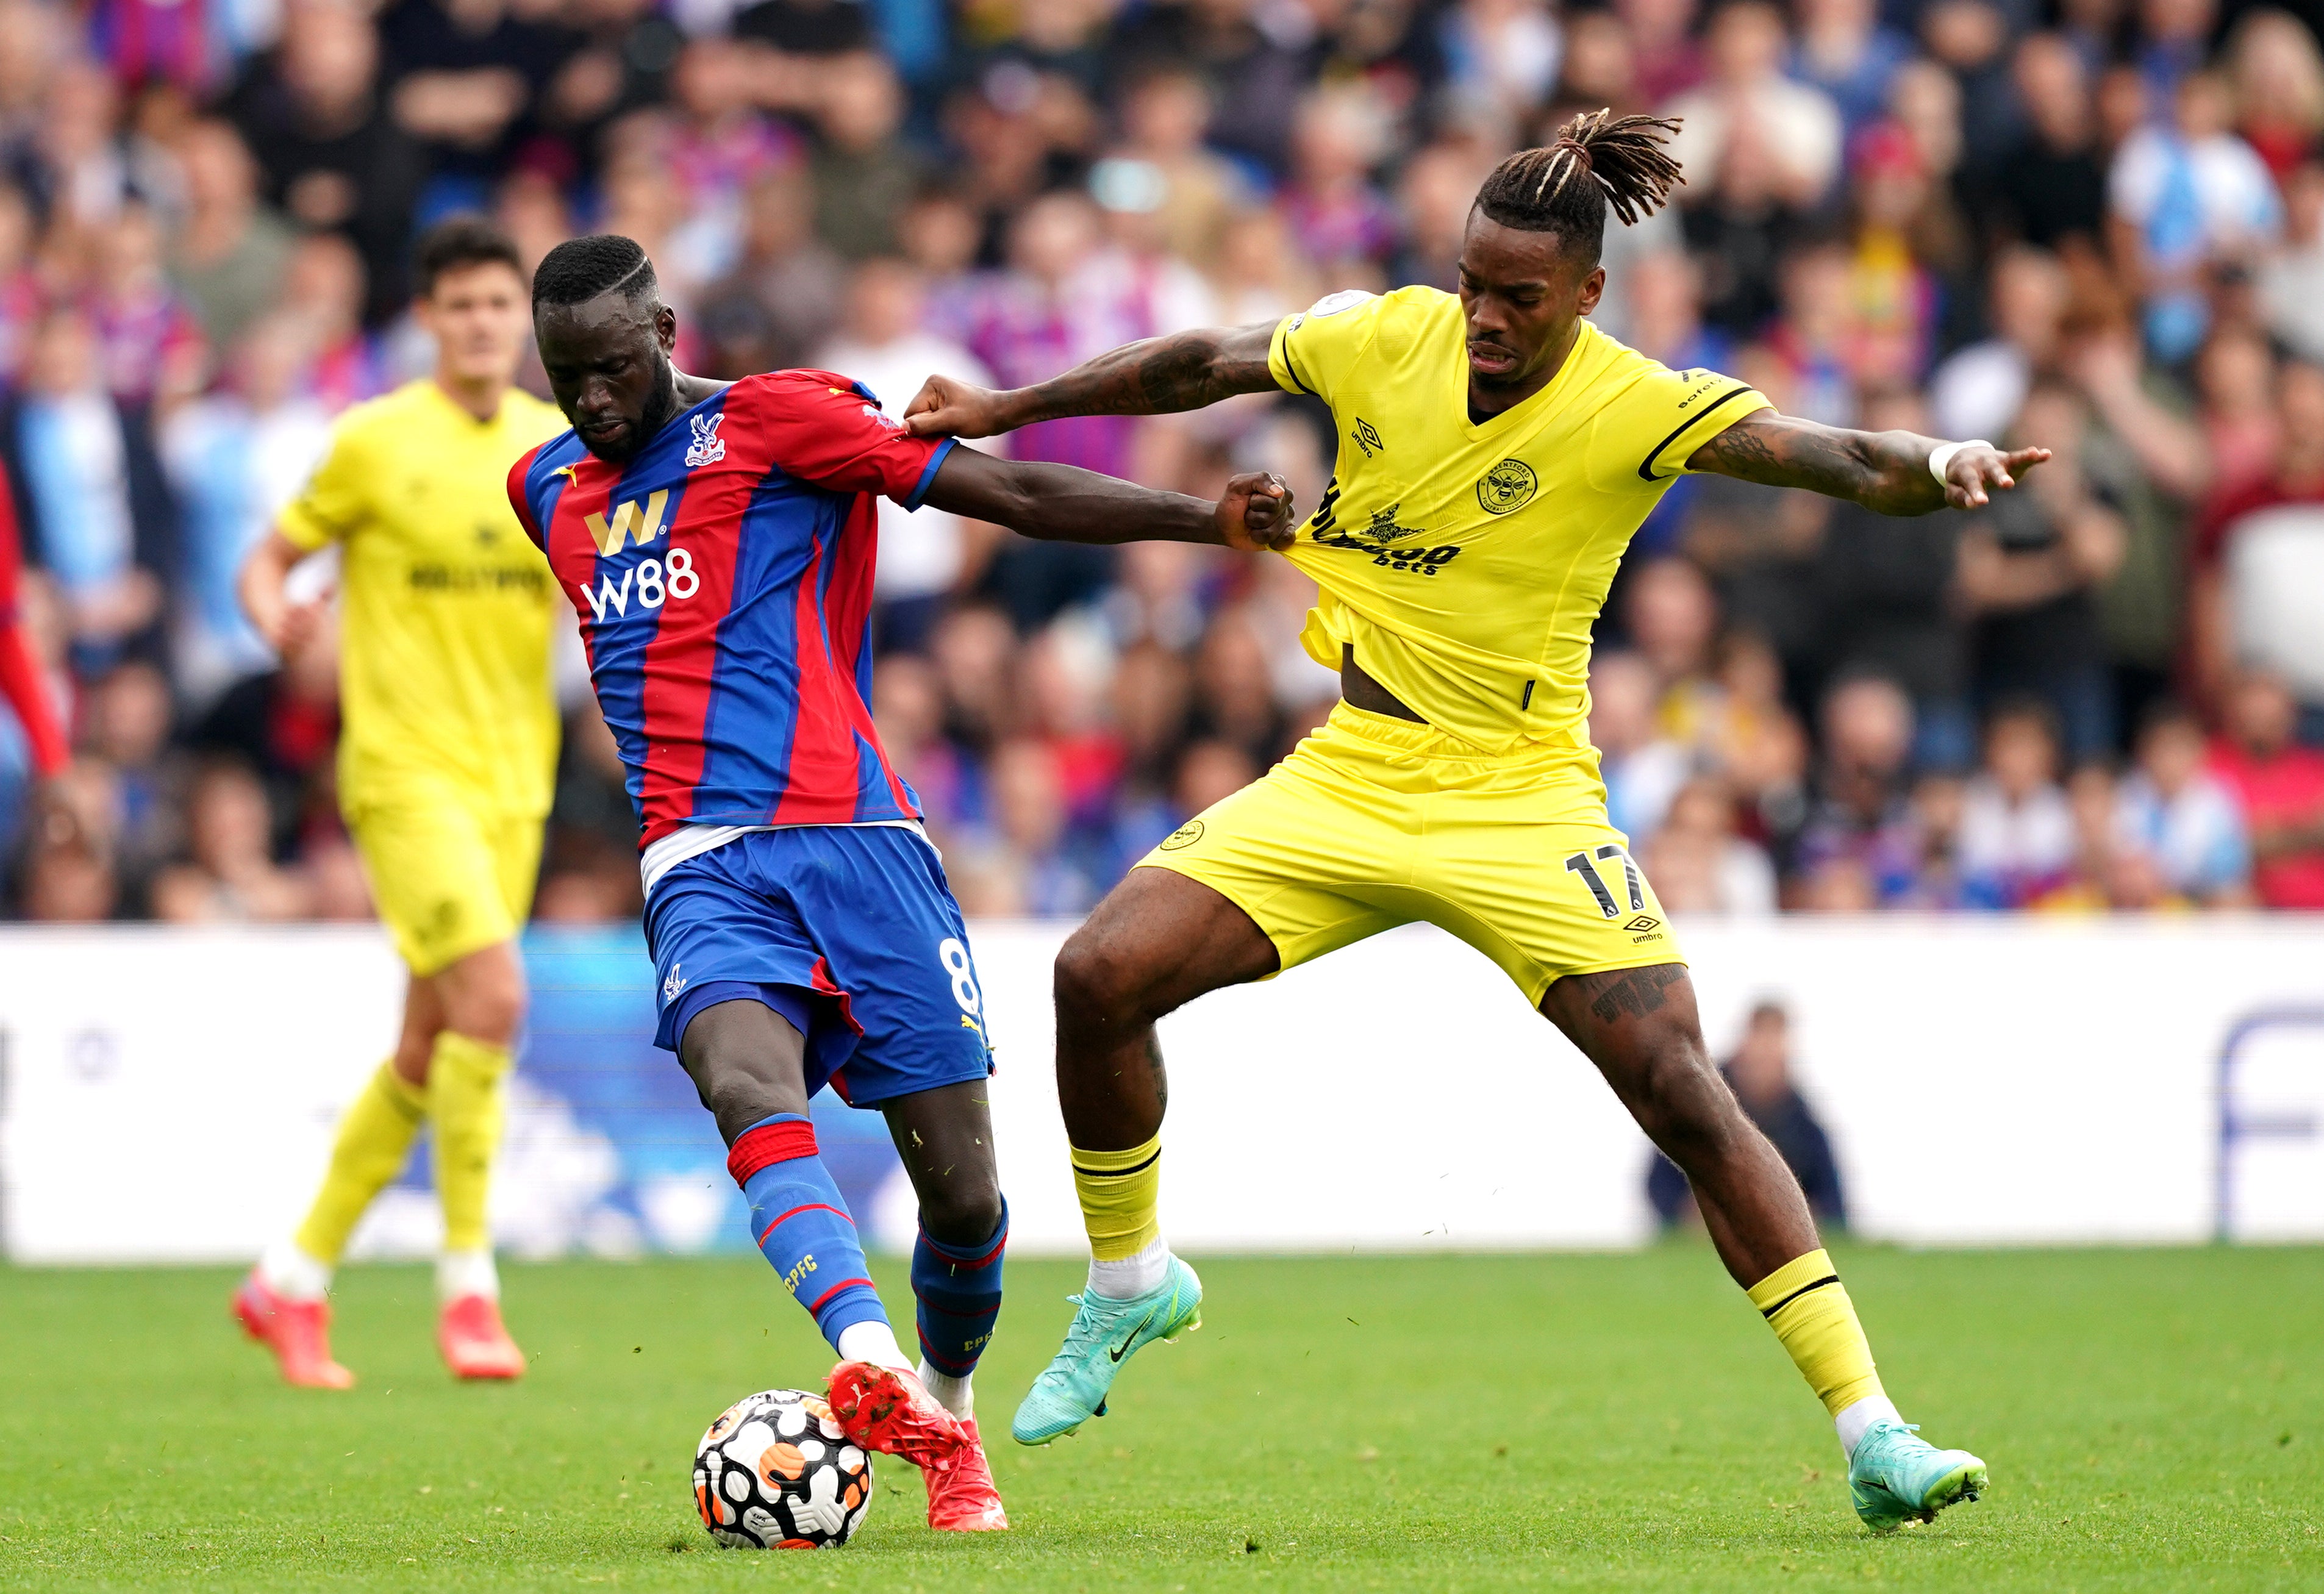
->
[1053,932,1144,1029]
[679,1007,810,1143]
[438,949,526,1045]
[918,1178,1004,1247]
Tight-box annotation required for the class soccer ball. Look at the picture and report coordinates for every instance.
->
[692,1388,874,1549]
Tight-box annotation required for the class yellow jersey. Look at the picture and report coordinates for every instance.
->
[279,379,568,817]
[1268,285,1769,781]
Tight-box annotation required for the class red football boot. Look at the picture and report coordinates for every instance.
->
[825,1361,968,1474]
[924,1416,1009,1531]
[437,1294,526,1380]
[232,1271,355,1389]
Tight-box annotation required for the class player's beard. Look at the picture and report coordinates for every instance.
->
[636,346,682,446]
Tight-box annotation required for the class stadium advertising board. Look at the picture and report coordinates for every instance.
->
[2,918,2320,1262]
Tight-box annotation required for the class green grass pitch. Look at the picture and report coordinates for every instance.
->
[1,1246,2318,1592]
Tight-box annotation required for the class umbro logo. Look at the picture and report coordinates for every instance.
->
[1624,915,1662,934]
[1353,417,1385,457]
[685,412,726,468]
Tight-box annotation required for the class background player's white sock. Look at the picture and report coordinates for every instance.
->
[437,1248,500,1303]
[1834,1393,1904,1459]
[918,1359,973,1419]
[1087,1236,1170,1299]
[835,1320,914,1374]
[259,1237,331,1302]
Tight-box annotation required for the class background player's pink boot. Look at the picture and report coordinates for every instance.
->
[924,1416,1009,1530]
[232,1271,354,1389]
[826,1361,968,1473]
[438,1295,526,1380]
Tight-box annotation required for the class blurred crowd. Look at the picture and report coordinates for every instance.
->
[6,0,2324,925]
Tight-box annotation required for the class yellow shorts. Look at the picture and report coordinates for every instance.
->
[1137,703,1684,1007]
[349,788,545,976]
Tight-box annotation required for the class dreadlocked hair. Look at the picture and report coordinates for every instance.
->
[1474,110,1686,262]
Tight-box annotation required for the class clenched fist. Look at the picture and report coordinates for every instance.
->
[1217,471,1298,553]
[904,374,1015,440]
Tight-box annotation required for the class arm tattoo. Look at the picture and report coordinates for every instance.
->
[1014,324,1279,423]
[1693,412,1950,516]
[1579,963,1689,1026]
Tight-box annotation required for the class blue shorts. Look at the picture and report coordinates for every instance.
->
[644,824,994,1107]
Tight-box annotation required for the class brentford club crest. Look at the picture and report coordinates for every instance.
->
[685,412,726,468]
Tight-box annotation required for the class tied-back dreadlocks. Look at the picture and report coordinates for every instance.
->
[1473,110,1686,264]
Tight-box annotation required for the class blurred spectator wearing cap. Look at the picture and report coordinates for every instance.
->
[814,257,994,652]
[2107,68,2280,363]
[1649,1001,1844,1229]
[2208,669,2324,909]
[1840,120,1948,390]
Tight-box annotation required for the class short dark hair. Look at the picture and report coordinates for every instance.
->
[1474,109,1686,266]
[532,234,657,313]
[412,215,525,298]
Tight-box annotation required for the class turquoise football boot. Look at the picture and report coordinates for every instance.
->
[1848,1421,1989,1531]
[1011,1257,1203,1446]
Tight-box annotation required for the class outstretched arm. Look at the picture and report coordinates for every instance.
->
[1687,410,2050,516]
[904,322,1283,439]
[919,443,1297,553]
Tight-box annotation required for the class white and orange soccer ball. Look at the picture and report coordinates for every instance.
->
[692,1388,874,1548]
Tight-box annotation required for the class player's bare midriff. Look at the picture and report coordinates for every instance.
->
[1337,644,1426,723]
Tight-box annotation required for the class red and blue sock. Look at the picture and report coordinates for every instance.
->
[728,1113,887,1351]
[910,1199,1007,1380]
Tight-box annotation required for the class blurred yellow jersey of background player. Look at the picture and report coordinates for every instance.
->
[279,377,568,833]
[1268,285,1770,788]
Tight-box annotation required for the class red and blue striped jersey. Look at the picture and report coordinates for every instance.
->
[509,370,956,849]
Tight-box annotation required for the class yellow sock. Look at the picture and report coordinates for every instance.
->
[293,1061,427,1266]
[426,1032,512,1254]
[1747,1249,1885,1417]
[1070,1133,1162,1260]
